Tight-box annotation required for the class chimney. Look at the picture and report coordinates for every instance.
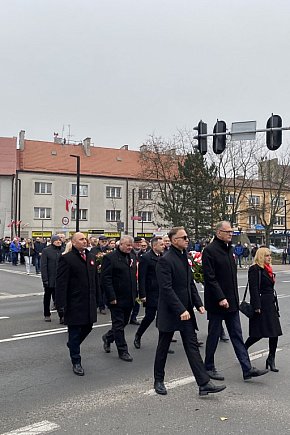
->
[19,130,25,150]
[120,144,129,150]
[83,137,91,156]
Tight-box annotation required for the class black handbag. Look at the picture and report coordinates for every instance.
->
[239,282,254,319]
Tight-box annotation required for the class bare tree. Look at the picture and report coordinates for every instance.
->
[139,131,220,237]
[208,138,264,225]
[247,150,290,246]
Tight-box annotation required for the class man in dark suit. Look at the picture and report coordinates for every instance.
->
[101,235,142,362]
[134,237,164,349]
[153,226,226,396]
[55,232,99,376]
[202,221,268,381]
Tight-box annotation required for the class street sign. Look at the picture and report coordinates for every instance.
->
[231,121,256,141]
[62,216,69,225]
[117,221,124,232]
[131,216,142,221]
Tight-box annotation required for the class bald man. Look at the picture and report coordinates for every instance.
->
[56,232,99,376]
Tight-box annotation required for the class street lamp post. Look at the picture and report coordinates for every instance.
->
[285,200,288,248]
[70,154,80,232]
[132,188,135,237]
[17,179,21,238]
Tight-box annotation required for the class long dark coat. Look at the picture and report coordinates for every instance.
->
[41,244,64,288]
[55,246,99,325]
[101,248,137,307]
[202,237,239,314]
[156,246,203,332]
[138,250,160,307]
[248,264,282,338]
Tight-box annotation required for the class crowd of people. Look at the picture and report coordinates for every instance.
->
[1,224,282,397]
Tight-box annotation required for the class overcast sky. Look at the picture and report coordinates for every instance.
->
[1,0,290,150]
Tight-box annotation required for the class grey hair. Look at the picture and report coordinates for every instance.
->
[215,221,231,232]
[119,235,134,244]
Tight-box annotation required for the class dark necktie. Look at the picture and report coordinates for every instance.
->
[81,252,86,261]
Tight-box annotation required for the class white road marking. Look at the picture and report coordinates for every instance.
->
[1,420,59,435]
[0,316,9,320]
[0,318,144,344]
[144,348,282,396]
[281,280,290,283]
[0,292,43,300]
[277,294,290,299]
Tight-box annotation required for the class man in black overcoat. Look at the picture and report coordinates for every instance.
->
[153,226,226,396]
[55,232,99,376]
[202,221,268,381]
[133,237,165,349]
[101,235,142,362]
[41,235,64,322]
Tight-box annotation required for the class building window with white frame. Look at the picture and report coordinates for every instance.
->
[106,210,121,222]
[106,186,121,199]
[248,195,260,206]
[274,215,285,226]
[248,215,258,226]
[226,194,235,205]
[139,189,152,200]
[72,184,88,197]
[71,209,88,221]
[138,211,152,222]
[34,207,51,219]
[34,182,52,195]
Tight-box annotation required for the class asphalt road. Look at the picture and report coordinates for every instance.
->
[1,262,290,435]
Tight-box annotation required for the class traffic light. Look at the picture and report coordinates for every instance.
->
[266,114,282,150]
[213,120,227,154]
[194,121,207,155]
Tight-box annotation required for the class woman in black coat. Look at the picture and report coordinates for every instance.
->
[245,247,282,372]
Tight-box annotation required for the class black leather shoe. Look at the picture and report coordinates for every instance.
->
[130,319,140,325]
[167,348,175,354]
[220,333,229,342]
[206,369,225,381]
[154,381,167,395]
[243,367,268,380]
[119,352,133,362]
[72,363,84,376]
[197,341,203,347]
[102,334,111,353]
[199,381,226,396]
[134,335,141,349]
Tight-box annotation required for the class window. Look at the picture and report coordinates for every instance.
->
[71,209,88,221]
[225,214,238,225]
[139,189,152,200]
[106,186,121,198]
[274,215,285,226]
[72,184,88,196]
[106,210,121,221]
[277,197,285,208]
[226,194,235,205]
[138,211,152,222]
[35,182,52,194]
[248,215,258,226]
[34,207,51,219]
[248,195,260,206]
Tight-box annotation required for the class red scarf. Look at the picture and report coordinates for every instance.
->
[264,263,275,282]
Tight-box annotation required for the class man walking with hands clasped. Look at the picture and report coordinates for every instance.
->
[202,221,268,381]
[153,226,226,396]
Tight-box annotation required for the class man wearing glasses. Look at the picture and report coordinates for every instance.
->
[202,221,268,381]
[153,226,226,396]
